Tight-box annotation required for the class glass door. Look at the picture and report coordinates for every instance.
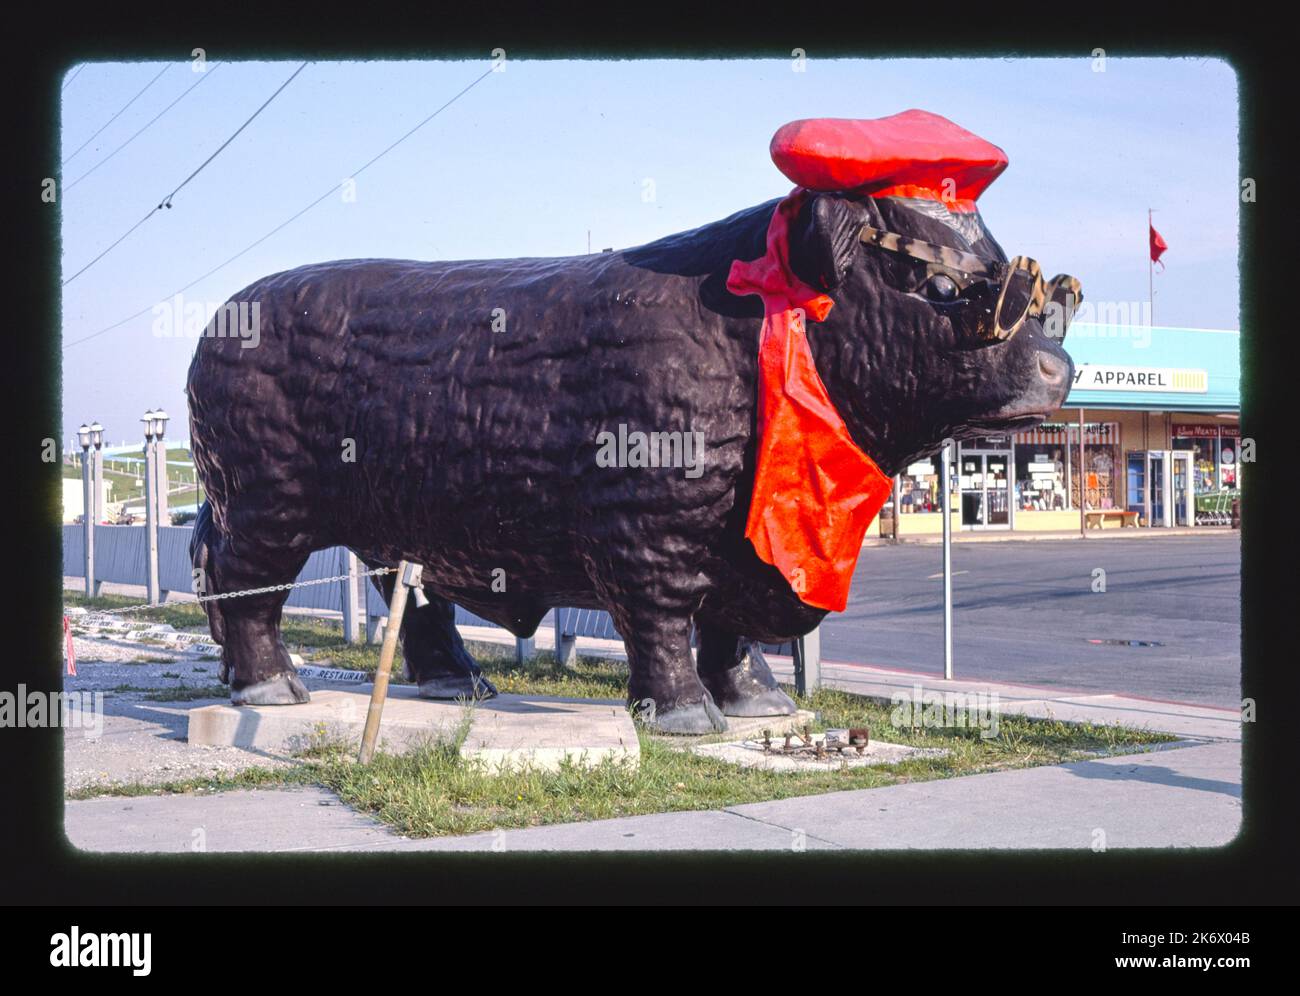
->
[959,449,1012,530]
[1146,451,1170,527]
[960,453,987,527]
[985,452,1010,526]
[1171,451,1194,526]
[1126,452,1147,524]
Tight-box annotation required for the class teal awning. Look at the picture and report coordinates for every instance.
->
[1061,323,1239,412]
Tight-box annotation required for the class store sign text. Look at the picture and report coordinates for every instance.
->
[1071,365,1207,393]
[1172,423,1240,438]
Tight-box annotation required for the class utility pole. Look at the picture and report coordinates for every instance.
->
[1079,409,1087,535]
[892,474,900,542]
[1148,208,1155,327]
[941,437,954,680]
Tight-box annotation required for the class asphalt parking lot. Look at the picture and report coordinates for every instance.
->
[824,535,1241,708]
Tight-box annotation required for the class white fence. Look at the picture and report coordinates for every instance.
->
[61,524,617,648]
[61,526,811,678]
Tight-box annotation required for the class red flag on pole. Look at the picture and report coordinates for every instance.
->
[1149,222,1168,271]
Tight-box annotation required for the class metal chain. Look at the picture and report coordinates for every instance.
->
[71,566,395,617]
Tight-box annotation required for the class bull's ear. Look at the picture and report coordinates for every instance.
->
[788,193,862,291]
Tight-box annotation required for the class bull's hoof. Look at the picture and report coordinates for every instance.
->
[232,671,311,706]
[714,686,798,718]
[701,644,798,717]
[417,674,498,701]
[634,693,728,735]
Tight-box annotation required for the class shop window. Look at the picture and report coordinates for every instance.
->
[1172,424,1241,492]
[1015,445,1068,511]
[1172,436,1218,491]
[1219,438,1239,489]
[898,456,940,514]
[897,454,957,514]
[1072,445,1117,510]
[1013,423,1117,512]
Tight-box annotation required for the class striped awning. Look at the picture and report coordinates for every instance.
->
[1015,422,1118,446]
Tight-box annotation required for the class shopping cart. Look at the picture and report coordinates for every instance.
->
[1196,490,1234,526]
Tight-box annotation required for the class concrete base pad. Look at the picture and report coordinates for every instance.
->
[694,734,946,772]
[459,694,638,772]
[188,686,639,773]
[712,709,817,741]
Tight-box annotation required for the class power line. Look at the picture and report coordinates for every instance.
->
[62,65,84,92]
[63,65,496,351]
[158,62,308,209]
[62,62,309,287]
[65,64,223,192]
[62,64,171,165]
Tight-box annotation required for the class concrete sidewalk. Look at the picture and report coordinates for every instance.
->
[764,658,1242,743]
[64,740,1240,852]
[457,628,1243,743]
[862,526,1235,545]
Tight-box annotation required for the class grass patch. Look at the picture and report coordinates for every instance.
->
[82,704,1171,838]
[141,684,232,702]
[66,763,314,801]
[65,590,1177,837]
[297,687,1173,837]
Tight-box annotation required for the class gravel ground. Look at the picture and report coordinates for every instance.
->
[61,610,340,796]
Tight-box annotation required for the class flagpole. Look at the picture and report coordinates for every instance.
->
[1148,208,1154,327]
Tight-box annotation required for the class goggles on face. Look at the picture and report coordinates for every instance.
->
[859,224,1083,342]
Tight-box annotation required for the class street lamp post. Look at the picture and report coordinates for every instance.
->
[141,410,161,605]
[88,421,105,525]
[77,424,95,598]
[152,408,169,523]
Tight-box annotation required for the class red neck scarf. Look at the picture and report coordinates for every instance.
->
[726,189,894,613]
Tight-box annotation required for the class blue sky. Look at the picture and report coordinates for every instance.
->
[59,57,1239,446]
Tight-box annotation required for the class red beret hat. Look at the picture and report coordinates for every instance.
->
[770,109,1008,213]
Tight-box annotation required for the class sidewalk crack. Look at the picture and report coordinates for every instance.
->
[720,807,844,849]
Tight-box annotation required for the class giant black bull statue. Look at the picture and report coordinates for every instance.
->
[187,111,1079,733]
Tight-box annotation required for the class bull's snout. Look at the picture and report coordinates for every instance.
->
[1037,351,1069,387]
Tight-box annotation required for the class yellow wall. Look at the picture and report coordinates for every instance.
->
[1014,510,1082,531]
[877,511,961,536]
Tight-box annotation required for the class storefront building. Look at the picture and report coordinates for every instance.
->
[880,323,1241,534]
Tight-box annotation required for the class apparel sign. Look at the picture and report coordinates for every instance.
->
[1071,365,1207,393]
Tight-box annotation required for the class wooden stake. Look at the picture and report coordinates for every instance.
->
[358,560,418,763]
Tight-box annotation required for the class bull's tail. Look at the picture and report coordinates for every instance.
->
[189,500,227,668]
